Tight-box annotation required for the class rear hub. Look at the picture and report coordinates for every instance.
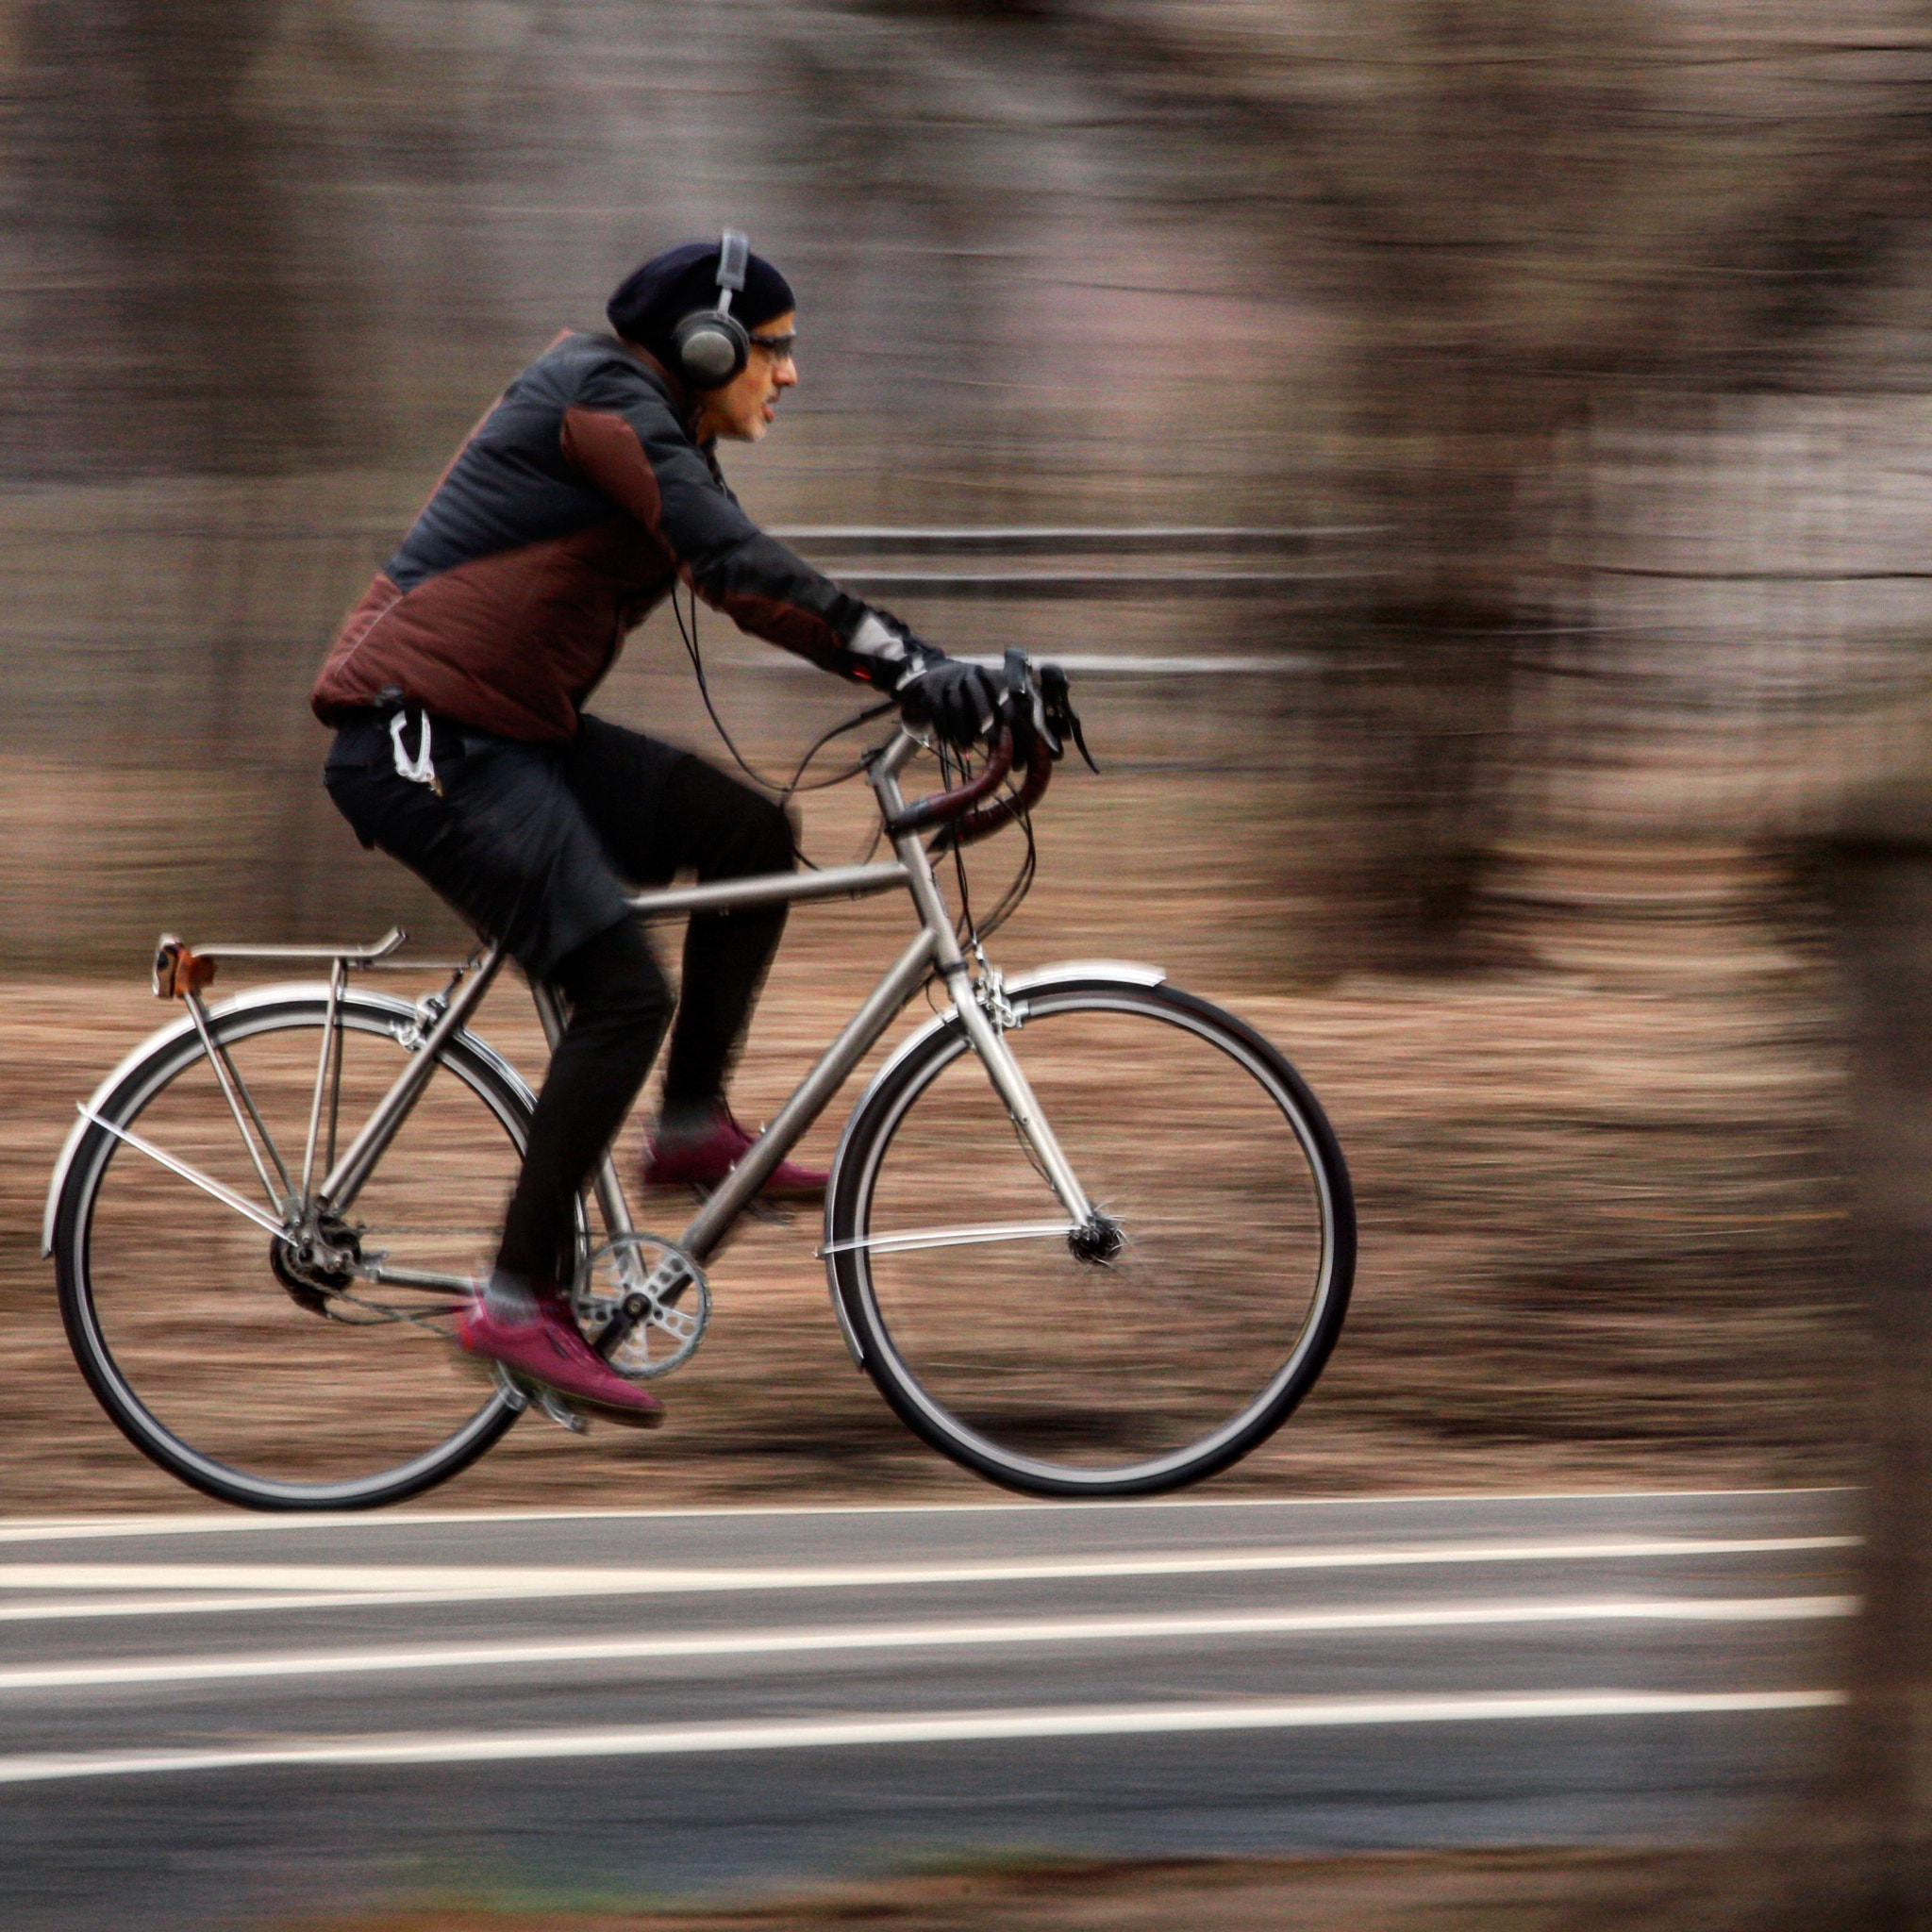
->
[269,1218,359,1318]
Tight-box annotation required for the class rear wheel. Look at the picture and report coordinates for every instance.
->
[825,976,1354,1497]
[53,991,528,1509]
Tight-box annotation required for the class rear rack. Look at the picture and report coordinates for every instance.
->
[150,928,472,999]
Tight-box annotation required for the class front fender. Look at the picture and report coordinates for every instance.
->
[849,957,1168,1112]
[1004,958,1165,995]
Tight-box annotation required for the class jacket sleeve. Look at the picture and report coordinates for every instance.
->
[558,388,931,689]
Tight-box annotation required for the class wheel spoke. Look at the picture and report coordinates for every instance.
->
[76,1106,288,1238]
[820,1220,1075,1257]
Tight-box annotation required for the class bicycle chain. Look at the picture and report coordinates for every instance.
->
[313,1282,464,1336]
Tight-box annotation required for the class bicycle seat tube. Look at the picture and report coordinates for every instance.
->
[319,944,508,1214]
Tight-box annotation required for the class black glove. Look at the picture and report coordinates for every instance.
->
[896,654,1005,748]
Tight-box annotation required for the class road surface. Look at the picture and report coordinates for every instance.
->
[0,1486,1855,1930]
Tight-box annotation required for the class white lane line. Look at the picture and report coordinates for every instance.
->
[0,1488,1858,1541]
[0,1594,436,1624]
[0,1537,1858,1623]
[0,1689,1846,1786]
[0,1597,1857,1693]
[0,1538,1858,1612]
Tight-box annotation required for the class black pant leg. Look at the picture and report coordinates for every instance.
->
[494,919,673,1288]
[655,757,796,1113]
[323,720,636,980]
[322,718,675,1292]
[562,720,796,1117]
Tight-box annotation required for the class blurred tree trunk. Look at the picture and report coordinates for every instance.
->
[1801,824,1932,1927]
[1334,347,1571,965]
[7,0,328,474]
[1562,829,1932,1929]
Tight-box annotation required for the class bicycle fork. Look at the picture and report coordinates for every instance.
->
[941,952,1095,1226]
[879,750,1098,1238]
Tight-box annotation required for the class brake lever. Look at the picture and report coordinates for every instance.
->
[1038,661,1098,773]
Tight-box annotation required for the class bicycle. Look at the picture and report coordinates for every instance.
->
[44,663,1356,1511]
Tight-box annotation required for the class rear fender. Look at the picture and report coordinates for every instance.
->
[41,982,534,1257]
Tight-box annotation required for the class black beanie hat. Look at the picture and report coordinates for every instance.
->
[607,242,796,364]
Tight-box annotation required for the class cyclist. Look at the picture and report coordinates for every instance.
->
[311,235,1006,1426]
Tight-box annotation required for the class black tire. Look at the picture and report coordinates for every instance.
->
[825,975,1354,1497]
[52,991,526,1510]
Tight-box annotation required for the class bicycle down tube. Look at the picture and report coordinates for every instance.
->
[660,731,1097,1266]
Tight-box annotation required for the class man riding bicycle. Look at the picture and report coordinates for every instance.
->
[311,234,1009,1428]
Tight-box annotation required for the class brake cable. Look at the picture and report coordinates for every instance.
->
[674,582,1043,919]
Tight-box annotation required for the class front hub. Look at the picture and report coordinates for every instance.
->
[1067,1211,1124,1266]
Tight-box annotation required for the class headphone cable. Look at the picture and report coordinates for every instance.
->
[671,580,899,869]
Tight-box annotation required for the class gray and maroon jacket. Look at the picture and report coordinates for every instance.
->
[312,331,922,742]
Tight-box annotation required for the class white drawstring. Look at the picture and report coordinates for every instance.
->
[389,709,441,796]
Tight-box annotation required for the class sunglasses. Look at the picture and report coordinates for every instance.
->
[748,331,797,359]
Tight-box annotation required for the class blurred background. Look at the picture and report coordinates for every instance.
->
[12,0,1930,973]
[8,3,1932,1926]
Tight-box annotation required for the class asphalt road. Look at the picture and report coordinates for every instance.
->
[0,1486,1856,1931]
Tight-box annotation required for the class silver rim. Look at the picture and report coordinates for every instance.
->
[838,984,1344,1491]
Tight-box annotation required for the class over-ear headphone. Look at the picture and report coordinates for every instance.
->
[673,230,751,390]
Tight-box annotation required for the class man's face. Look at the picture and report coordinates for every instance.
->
[693,311,798,444]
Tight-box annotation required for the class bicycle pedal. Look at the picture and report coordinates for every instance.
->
[529,1385,589,1435]
[491,1363,587,1434]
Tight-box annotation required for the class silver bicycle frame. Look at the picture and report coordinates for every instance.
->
[108,726,1096,1290]
[658,729,1093,1262]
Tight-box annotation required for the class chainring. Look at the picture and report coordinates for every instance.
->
[572,1231,710,1380]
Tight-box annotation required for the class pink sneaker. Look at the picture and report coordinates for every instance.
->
[641,1109,828,1201]
[458,1296,665,1428]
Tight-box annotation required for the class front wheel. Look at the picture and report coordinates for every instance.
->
[825,975,1355,1497]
